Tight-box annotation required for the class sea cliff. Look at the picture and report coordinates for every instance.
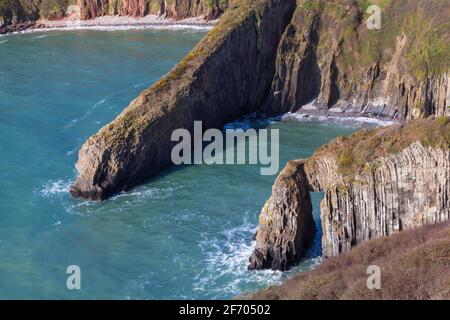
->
[0,0,228,33]
[69,0,449,200]
[70,0,296,200]
[250,118,450,270]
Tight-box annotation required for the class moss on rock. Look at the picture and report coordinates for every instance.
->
[310,117,450,176]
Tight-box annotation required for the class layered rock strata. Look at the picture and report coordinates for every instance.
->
[248,160,316,271]
[70,0,297,200]
[0,0,228,34]
[69,0,450,201]
[249,119,450,270]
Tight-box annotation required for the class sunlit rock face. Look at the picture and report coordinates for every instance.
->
[250,120,450,270]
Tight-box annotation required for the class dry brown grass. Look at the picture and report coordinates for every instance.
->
[245,222,450,300]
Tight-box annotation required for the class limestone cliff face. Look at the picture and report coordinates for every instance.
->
[70,0,297,200]
[248,160,315,271]
[78,0,227,20]
[69,0,450,201]
[249,119,450,270]
[263,0,450,119]
[0,0,227,30]
[315,142,450,258]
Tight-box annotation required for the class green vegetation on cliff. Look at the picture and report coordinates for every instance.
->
[311,117,450,176]
[0,0,230,25]
[102,0,270,142]
[296,0,449,81]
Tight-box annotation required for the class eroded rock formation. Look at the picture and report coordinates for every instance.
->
[77,0,227,20]
[263,0,450,119]
[0,0,227,33]
[249,119,450,270]
[69,0,450,201]
[246,221,450,300]
[70,0,297,200]
[248,160,316,271]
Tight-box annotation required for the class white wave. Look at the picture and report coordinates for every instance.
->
[0,39,8,44]
[66,148,77,156]
[39,179,72,197]
[8,23,212,37]
[133,82,146,88]
[282,112,394,128]
[34,34,48,39]
[224,110,394,132]
[65,98,107,128]
[194,212,286,298]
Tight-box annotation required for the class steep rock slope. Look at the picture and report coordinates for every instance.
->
[69,0,450,201]
[77,0,228,20]
[250,118,450,270]
[70,0,297,200]
[248,160,316,271]
[263,0,450,119]
[246,221,450,300]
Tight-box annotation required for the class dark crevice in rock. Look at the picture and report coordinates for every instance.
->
[250,120,450,270]
[248,160,316,271]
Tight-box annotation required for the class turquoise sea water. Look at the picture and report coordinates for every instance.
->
[0,29,356,299]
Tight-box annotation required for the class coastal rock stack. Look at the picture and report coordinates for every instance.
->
[249,119,450,270]
[248,160,316,271]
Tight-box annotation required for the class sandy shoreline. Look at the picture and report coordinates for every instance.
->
[2,15,218,35]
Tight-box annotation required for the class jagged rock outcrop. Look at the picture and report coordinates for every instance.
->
[68,0,450,201]
[0,0,228,33]
[248,160,316,271]
[70,0,297,200]
[78,0,227,20]
[262,0,450,119]
[249,118,450,270]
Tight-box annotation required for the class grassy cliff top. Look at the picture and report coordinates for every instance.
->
[295,0,450,80]
[245,221,450,300]
[310,117,450,176]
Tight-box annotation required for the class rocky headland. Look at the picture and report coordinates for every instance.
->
[3,0,449,298]
[249,117,450,270]
[68,0,449,201]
